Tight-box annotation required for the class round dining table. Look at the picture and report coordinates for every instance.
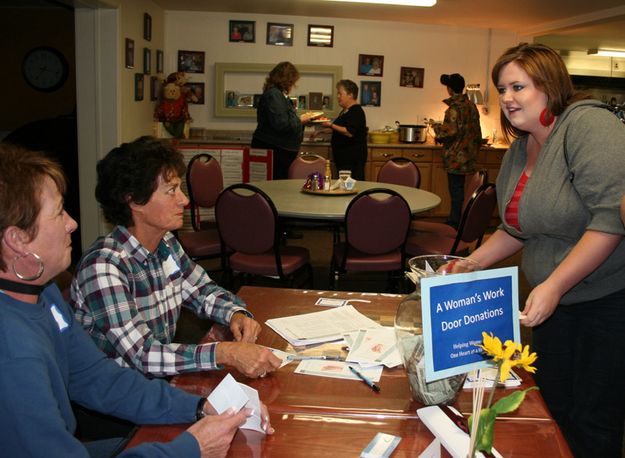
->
[252,179,441,222]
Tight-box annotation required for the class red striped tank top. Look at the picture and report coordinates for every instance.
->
[504,171,529,231]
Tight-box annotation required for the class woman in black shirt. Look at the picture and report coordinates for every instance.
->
[321,80,368,180]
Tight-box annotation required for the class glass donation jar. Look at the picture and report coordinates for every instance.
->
[395,255,481,405]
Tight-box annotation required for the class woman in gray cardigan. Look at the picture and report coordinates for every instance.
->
[467,43,625,458]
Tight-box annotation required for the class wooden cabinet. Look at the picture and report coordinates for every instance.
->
[365,145,507,220]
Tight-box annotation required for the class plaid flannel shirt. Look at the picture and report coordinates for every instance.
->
[70,226,249,376]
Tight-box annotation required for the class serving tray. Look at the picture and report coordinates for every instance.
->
[301,188,358,196]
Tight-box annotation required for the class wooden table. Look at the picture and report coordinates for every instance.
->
[252,179,441,221]
[125,287,572,457]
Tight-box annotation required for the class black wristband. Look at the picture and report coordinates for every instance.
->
[196,397,208,421]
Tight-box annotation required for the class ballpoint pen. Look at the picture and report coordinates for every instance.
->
[287,355,344,361]
[348,365,381,393]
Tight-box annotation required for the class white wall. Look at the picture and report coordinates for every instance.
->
[164,11,520,138]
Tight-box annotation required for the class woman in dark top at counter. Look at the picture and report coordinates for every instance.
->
[320,79,368,180]
[252,62,316,179]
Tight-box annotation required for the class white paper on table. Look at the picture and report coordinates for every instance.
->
[268,347,296,368]
[346,328,402,368]
[418,438,441,458]
[463,368,522,389]
[239,384,264,433]
[360,432,402,458]
[417,406,503,458]
[294,360,383,382]
[207,373,249,415]
[265,305,381,346]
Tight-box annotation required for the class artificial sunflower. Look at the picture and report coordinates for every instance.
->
[468,332,539,456]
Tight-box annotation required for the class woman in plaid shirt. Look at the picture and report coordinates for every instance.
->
[70,137,281,378]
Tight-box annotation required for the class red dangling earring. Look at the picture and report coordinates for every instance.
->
[539,108,555,127]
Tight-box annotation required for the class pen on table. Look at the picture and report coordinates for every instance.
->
[287,355,344,361]
[349,365,381,393]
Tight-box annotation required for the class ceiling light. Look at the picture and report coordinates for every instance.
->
[325,0,436,6]
[587,48,625,58]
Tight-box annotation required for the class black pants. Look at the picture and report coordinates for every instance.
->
[251,138,297,180]
[532,288,625,458]
[335,160,366,182]
[447,173,465,229]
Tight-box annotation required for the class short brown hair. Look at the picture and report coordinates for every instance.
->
[492,42,587,141]
[263,61,300,93]
[96,136,186,227]
[337,79,358,100]
[0,143,66,271]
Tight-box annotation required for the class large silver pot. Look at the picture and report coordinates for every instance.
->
[396,122,427,143]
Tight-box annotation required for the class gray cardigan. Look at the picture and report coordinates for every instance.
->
[497,99,625,304]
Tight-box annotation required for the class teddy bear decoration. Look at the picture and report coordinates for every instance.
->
[153,72,198,138]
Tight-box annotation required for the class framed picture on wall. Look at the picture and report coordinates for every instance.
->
[297,95,307,109]
[156,50,163,73]
[358,54,384,77]
[229,20,255,43]
[360,81,381,107]
[177,50,205,73]
[309,92,323,110]
[307,25,334,47]
[400,66,424,88]
[125,38,134,69]
[185,82,205,104]
[135,73,144,101]
[267,23,293,46]
[143,13,152,41]
[143,48,151,75]
[150,76,161,101]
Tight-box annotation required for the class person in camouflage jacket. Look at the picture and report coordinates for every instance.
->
[434,73,482,228]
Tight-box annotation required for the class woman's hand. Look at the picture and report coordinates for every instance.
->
[229,312,261,343]
[259,402,275,434]
[216,342,282,378]
[520,282,561,327]
[187,408,249,458]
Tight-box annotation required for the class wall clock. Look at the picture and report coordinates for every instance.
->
[22,46,69,92]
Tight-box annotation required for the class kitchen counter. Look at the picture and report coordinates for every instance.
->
[181,133,508,151]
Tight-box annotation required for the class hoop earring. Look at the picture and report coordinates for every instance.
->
[12,252,44,281]
[539,108,555,127]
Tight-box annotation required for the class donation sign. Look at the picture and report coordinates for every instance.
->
[421,267,519,381]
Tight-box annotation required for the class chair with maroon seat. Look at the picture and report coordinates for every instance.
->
[405,183,497,257]
[216,183,313,288]
[175,153,223,262]
[329,188,411,291]
[288,153,327,179]
[410,169,488,236]
[286,152,336,238]
[377,157,421,188]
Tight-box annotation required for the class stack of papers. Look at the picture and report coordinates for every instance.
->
[344,327,402,368]
[265,305,381,346]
